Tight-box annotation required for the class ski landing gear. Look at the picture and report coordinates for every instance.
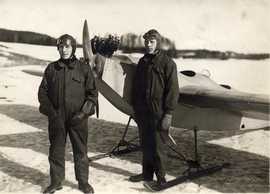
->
[88,116,140,162]
[143,126,230,192]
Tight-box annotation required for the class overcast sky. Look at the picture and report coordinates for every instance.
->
[0,0,269,52]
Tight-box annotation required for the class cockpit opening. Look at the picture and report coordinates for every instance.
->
[220,84,232,90]
[180,70,196,77]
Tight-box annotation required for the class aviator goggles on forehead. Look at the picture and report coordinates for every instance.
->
[57,38,72,47]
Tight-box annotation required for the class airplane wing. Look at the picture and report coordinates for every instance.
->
[178,71,269,119]
[172,71,269,130]
[22,69,43,77]
[179,85,269,120]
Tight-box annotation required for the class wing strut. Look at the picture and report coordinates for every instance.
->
[88,116,141,162]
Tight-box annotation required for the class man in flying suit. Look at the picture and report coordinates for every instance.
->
[38,34,97,194]
[130,29,179,191]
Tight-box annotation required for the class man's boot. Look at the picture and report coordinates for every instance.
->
[129,173,144,182]
[143,176,167,192]
[43,182,63,194]
[157,176,166,186]
[78,182,94,194]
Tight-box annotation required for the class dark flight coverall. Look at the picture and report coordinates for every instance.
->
[132,50,179,182]
[38,57,98,184]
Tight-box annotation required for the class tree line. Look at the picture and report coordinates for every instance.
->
[0,28,56,46]
[0,28,268,60]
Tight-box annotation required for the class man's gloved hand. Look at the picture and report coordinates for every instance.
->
[161,114,172,131]
[82,101,95,116]
[70,112,88,126]
[160,114,177,145]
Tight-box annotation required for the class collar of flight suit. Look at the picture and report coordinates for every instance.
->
[56,55,77,69]
[142,50,165,71]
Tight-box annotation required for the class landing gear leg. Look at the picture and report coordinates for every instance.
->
[88,116,140,162]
